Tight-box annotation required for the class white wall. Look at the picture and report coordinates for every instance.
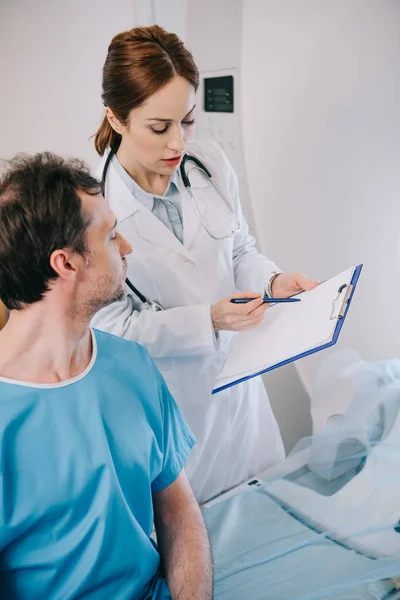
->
[186,0,256,231]
[0,0,135,169]
[135,0,188,42]
[185,0,312,452]
[242,0,400,396]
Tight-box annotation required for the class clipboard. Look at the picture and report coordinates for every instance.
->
[212,264,363,394]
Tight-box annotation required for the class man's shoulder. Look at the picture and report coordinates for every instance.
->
[92,328,165,415]
[93,328,153,369]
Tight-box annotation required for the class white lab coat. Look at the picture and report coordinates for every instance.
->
[92,141,285,503]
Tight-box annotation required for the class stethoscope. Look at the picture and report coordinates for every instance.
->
[101,141,241,311]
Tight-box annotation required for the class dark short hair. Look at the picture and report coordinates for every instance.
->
[0,152,101,310]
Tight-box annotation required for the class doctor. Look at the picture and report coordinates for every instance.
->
[92,25,317,504]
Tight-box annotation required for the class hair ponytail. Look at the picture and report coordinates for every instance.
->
[94,115,121,157]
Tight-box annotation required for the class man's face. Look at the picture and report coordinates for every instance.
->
[77,191,132,316]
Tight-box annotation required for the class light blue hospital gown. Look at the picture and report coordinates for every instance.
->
[0,329,195,599]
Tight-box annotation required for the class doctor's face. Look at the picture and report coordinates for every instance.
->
[116,76,196,175]
[78,192,132,315]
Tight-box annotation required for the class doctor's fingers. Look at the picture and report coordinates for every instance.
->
[229,296,265,315]
[246,301,269,318]
[223,308,264,330]
[234,313,265,331]
[226,301,267,328]
[293,272,318,291]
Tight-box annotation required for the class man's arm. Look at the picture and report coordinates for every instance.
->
[153,470,213,600]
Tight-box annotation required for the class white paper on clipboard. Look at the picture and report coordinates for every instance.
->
[213,266,358,392]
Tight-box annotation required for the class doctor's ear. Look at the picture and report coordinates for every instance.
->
[105,107,124,134]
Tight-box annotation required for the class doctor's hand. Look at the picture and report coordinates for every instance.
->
[271,272,318,298]
[211,292,269,332]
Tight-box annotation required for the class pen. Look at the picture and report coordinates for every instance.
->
[230,296,301,304]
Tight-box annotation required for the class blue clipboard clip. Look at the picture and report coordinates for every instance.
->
[330,283,354,320]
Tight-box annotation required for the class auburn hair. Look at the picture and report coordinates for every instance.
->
[94,25,199,156]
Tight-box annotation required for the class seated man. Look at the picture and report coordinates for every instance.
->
[0,153,212,600]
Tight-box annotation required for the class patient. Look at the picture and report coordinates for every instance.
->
[0,153,212,600]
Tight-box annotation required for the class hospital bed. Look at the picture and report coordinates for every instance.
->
[202,351,400,599]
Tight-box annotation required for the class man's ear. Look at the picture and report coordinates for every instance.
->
[49,249,81,281]
[105,107,125,134]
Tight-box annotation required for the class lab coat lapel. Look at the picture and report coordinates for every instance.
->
[135,204,194,261]
[182,166,209,251]
[104,158,195,262]
[102,157,140,222]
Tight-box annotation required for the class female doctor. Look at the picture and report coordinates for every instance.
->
[92,25,317,504]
